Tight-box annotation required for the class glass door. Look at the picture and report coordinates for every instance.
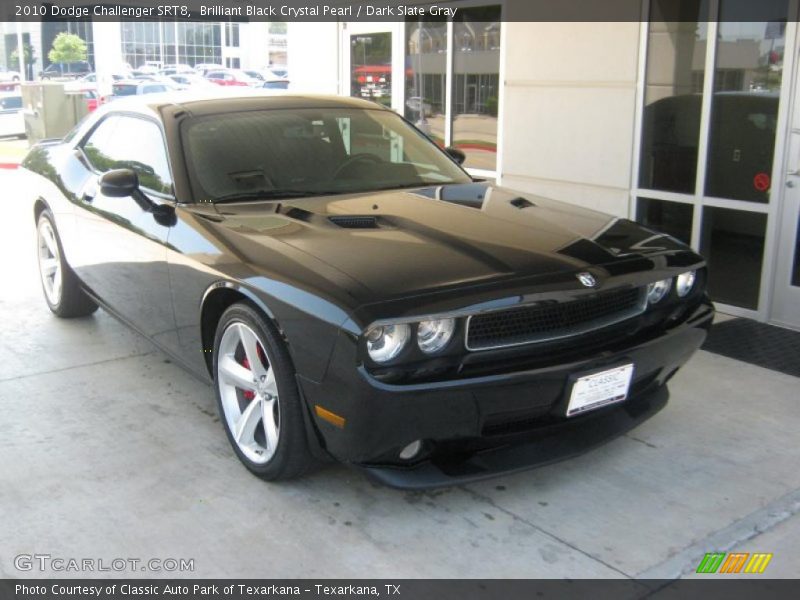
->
[770,40,800,330]
[343,24,402,111]
[634,0,796,318]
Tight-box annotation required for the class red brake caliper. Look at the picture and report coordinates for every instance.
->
[241,356,256,401]
[240,344,267,401]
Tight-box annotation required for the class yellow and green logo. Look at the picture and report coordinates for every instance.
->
[696,552,773,574]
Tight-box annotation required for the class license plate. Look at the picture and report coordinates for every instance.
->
[566,364,634,417]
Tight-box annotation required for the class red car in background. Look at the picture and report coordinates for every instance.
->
[204,69,259,87]
[79,89,100,112]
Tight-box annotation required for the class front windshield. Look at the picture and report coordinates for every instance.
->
[182,107,472,201]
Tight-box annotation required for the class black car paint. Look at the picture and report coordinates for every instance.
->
[22,93,714,487]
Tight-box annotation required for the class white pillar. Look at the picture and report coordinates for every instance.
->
[91,22,123,96]
[287,22,339,94]
[16,22,26,82]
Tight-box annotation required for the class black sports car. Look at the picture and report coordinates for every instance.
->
[22,91,714,488]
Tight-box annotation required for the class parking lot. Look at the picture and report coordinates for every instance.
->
[1,162,798,580]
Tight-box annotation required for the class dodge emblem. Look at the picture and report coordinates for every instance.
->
[577,272,596,288]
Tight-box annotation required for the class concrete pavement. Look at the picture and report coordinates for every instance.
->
[0,165,798,580]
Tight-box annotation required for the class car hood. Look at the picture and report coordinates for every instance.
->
[206,182,690,305]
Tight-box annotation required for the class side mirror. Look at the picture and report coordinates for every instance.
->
[445,146,466,165]
[99,168,138,197]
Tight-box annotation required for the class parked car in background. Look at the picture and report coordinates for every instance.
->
[0,67,21,82]
[204,69,259,87]
[262,79,290,90]
[65,72,127,93]
[194,63,224,76]
[22,92,713,488]
[243,69,290,90]
[41,62,92,80]
[108,80,180,100]
[0,93,25,138]
[160,64,194,76]
[167,74,217,89]
[79,89,100,112]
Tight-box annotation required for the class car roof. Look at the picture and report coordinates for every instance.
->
[96,90,392,119]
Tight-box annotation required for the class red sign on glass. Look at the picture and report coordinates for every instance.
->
[753,172,771,192]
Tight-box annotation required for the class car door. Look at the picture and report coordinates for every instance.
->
[72,113,180,352]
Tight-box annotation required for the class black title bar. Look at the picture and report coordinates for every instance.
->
[2,0,796,22]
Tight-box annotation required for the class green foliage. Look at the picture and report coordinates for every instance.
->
[48,32,88,64]
[485,96,498,117]
[11,43,35,67]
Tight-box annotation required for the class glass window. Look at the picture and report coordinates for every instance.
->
[452,6,501,171]
[405,18,447,147]
[700,206,766,309]
[791,211,800,288]
[0,96,22,110]
[350,33,393,109]
[636,197,694,244]
[792,212,800,287]
[704,0,789,203]
[639,0,709,193]
[183,108,471,200]
[83,116,173,195]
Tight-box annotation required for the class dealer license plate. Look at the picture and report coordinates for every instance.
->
[566,364,634,417]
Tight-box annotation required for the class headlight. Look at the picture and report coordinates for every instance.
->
[647,278,672,304]
[675,271,696,297]
[365,324,410,363]
[417,318,456,354]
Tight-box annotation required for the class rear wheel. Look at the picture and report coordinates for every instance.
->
[36,209,98,318]
[213,303,313,480]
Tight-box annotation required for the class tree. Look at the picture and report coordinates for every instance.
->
[48,32,87,64]
[10,42,36,68]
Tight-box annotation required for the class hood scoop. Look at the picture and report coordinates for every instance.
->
[328,215,380,229]
[510,197,535,209]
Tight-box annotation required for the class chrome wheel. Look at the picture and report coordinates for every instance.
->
[37,218,62,306]
[217,322,280,464]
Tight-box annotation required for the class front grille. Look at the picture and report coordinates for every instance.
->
[466,286,645,351]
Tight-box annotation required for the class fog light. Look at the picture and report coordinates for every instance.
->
[676,270,696,297]
[399,440,422,460]
[647,278,672,304]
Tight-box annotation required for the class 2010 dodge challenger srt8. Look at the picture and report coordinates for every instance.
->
[22,91,713,488]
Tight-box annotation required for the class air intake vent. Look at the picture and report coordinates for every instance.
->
[283,207,313,221]
[510,197,535,209]
[328,216,379,229]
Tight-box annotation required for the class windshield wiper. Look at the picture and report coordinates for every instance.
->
[212,190,319,204]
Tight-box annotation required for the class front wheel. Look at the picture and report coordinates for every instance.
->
[213,303,314,481]
[36,209,98,318]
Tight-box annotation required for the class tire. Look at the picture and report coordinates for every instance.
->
[213,302,314,480]
[36,209,98,318]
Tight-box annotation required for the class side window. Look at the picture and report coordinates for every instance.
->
[82,116,173,195]
[82,116,121,173]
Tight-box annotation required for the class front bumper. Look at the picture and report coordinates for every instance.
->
[297,300,713,488]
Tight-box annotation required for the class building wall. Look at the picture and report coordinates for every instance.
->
[499,21,642,218]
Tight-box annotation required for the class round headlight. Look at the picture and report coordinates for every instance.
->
[366,324,410,363]
[647,278,672,304]
[676,271,696,297]
[417,318,456,354]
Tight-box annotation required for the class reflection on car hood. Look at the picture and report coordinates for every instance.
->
[208,182,689,302]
